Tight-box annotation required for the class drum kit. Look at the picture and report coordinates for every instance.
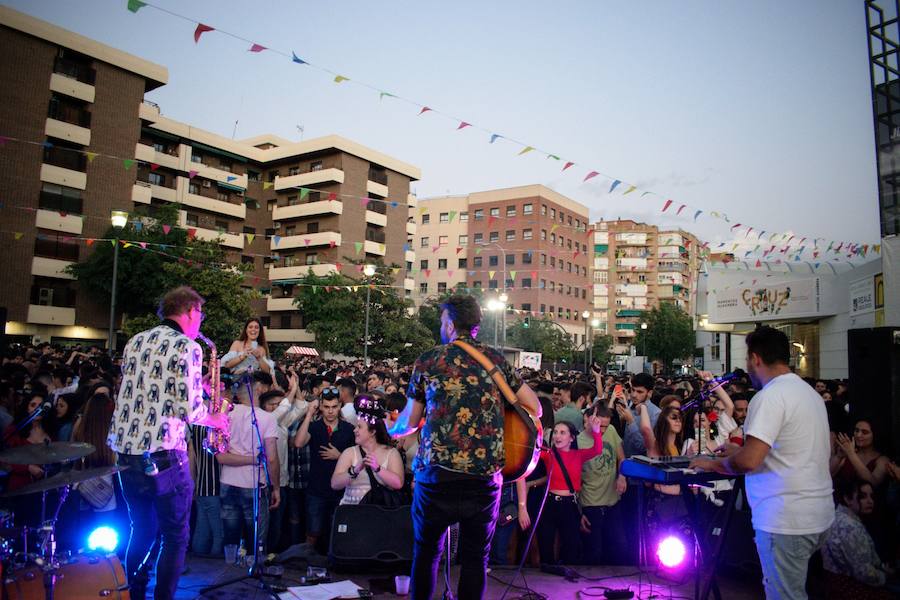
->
[0,440,130,599]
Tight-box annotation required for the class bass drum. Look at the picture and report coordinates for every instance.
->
[4,553,129,600]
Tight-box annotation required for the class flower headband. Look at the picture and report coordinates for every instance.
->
[356,395,385,425]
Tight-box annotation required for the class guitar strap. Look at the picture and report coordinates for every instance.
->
[451,340,519,406]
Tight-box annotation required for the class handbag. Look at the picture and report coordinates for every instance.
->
[77,473,115,510]
[551,447,582,516]
[358,447,406,508]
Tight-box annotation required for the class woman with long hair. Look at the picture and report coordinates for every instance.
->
[640,404,684,458]
[331,395,404,505]
[536,416,604,565]
[223,317,273,375]
[831,419,890,488]
[3,387,60,492]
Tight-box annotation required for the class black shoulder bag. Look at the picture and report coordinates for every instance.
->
[358,447,406,508]
[551,447,583,516]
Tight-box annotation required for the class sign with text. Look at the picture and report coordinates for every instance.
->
[710,278,822,323]
[849,277,875,316]
[518,351,542,370]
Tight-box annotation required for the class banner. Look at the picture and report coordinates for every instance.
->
[518,351,542,370]
[848,277,876,316]
[710,278,822,323]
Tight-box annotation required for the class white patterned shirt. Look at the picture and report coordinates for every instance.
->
[107,323,208,455]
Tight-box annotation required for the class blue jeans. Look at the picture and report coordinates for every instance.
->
[490,483,518,565]
[220,483,270,553]
[754,529,827,600]
[191,495,224,557]
[118,451,193,600]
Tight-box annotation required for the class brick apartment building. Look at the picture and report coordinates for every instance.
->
[0,6,419,346]
[591,220,700,355]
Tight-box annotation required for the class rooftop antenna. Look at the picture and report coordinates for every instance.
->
[232,95,244,139]
[296,125,304,140]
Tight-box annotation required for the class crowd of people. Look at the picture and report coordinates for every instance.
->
[1,289,899,599]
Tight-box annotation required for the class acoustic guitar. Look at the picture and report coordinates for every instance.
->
[452,340,543,481]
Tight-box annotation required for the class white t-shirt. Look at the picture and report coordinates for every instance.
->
[220,403,278,489]
[743,372,834,535]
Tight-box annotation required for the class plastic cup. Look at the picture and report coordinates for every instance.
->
[224,544,238,564]
[395,575,410,595]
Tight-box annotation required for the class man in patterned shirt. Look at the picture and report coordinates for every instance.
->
[108,286,228,600]
[390,295,541,600]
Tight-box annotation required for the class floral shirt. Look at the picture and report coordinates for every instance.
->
[822,505,887,587]
[408,335,521,478]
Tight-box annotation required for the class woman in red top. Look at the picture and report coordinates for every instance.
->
[536,414,603,566]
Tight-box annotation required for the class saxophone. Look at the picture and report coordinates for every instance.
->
[197,333,230,454]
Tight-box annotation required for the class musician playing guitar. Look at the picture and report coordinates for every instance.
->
[389,295,541,600]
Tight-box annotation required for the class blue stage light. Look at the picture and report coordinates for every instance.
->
[87,526,119,552]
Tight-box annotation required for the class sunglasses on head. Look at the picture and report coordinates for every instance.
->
[322,387,339,399]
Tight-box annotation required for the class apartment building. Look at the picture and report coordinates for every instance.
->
[0,7,419,346]
[415,185,593,345]
[591,220,700,354]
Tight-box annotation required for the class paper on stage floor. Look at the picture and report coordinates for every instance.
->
[279,579,363,600]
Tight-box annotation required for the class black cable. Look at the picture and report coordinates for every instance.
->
[488,572,548,600]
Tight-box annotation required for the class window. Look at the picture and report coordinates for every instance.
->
[148,172,165,186]
[307,222,319,234]
[241,255,255,265]
[247,169,260,182]
[523,228,532,240]
[439,235,448,246]
[474,209,484,221]
[474,233,484,244]
[438,282,447,293]
[440,212,449,223]
[575,219,581,229]
[422,214,430,224]
[489,231,499,242]
[217,191,228,202]
[310,160,323,171]
[268,170,279,182]
[559,211,565,223]
[490,207,500,217]
[489,255,499,266]
[568,216,573,226]
[506,230,515,241]
[550,281,556,291]
[280,315,292,329]
[541,229,547,240]
[288,166,300,176]
[438,259,447,269]
[406,261,413,271]
[541,204,547,216]
[551,208,556,219]
[568,262,573,272]
[189,183,200,195]
[420,259,429,269]
[550,257,556,267]
[522,304,532,312]
[243,226,256,234]
[305,253,317,265]
[473,280,482,289]
[567,239,572,250]
[215,219,229,232]
[420,282,428,294]
[287,195,299,206]
[522,279,532,289]
[523,203,533,215]
[489,280,498,290]
[39,183,82,214]
[284,225,296,237]
[541,280,547,289]
[506,278,515,289]
[540,304,546,313]
[551,233,556,244]
[460,212,469,222]
[191,153,203,164]
[505,254,515,265]
[506,205,516,217]
[522,253,532,264]
[421,237,429,248]
[541,254,547,265]
[186,213,199,227]
[267,200,276,212]
[458,258,468,268]
[473,257,483,267]
[458,235,468,246]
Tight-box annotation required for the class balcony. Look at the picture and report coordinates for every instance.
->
[615,233,648,245]
[45,118,90,147]
[272,200,342,221]
[186,156,249,189]
[53,56,95,86]
[268,263,338,280]
[594,257,609,269]
[407,193,417,209]
[135,142,180,171]
[27,304,76,326]
[41,147,87,189]
[190,227,244,250]
[406,220,416,235]
[365,210,387,227]
[616,257,648,270]
[405,250,416,264]
[31,256,75,280]
[658,262,686,273]
[364,240,386,256]
[139,101,160,122]
[615,283,648,297]
[266,297,297,312]
[149,182,177,203]
[182,187,246,219]
[368,167,388,186]
[366,179,389,198]
[35,208,83,235]
[273,168,344,191]
[265,328,315,343]
[270,231,341,250]
[404,277,415,291]
[49,72,95,103]
[132,182,151,204]
[616,309,643,318]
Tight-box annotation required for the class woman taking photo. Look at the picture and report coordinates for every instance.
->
[222,317,273,375]
[331,396,404,505]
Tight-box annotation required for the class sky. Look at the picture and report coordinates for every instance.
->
[6,0,883,254]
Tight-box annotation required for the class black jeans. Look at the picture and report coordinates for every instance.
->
[411,477,501,600]
[580,503,627,565]
[118,451,193,600]
[536,493,582,565]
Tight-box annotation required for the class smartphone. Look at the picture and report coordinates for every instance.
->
[613,384,623,397]
[251,341,258,350]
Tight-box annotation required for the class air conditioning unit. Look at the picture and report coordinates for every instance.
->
[38,288,53,306]
[202,180,211,188]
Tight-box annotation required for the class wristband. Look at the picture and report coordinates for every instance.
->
[374,464,382,473]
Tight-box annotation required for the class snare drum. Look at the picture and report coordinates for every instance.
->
[4,553,129,599]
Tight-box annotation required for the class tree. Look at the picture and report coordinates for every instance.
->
[590,334,614,367]
[506,316,574,362]
[416,288,483,344]
[66,203,256,351]
[633,303,695,373]
[294,268,434,362]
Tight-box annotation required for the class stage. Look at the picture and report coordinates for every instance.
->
[171,555,766,599]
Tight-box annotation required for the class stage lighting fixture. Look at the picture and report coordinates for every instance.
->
[87,526,119,553]
[656,535,687,569]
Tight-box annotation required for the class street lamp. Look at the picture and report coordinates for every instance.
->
[479,241,508,346]
[363,264,376,366]
[639,321,648,360]
[486,298,504,346]
[582,310,590,373]
[499,292,509,349]
[108,210,128,352]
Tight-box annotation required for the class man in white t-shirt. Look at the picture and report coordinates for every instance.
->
[217,382,280,554]
[691,326,833,599]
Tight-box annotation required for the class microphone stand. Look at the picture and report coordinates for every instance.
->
[1,403,53,446]
[201,368,277,598]
[681,377,731,456]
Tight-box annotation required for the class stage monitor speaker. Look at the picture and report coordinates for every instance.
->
[847,327,900,457]
[329,504,413,570]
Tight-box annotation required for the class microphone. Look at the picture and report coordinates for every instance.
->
[37,399,53,414]
[712,372,738,384]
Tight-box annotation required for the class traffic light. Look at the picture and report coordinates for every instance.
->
[523,317,530,328]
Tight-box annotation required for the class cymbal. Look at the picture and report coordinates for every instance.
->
[1,465,127,497]
[0,442,95,465]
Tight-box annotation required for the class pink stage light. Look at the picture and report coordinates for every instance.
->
[656,535,687,569]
